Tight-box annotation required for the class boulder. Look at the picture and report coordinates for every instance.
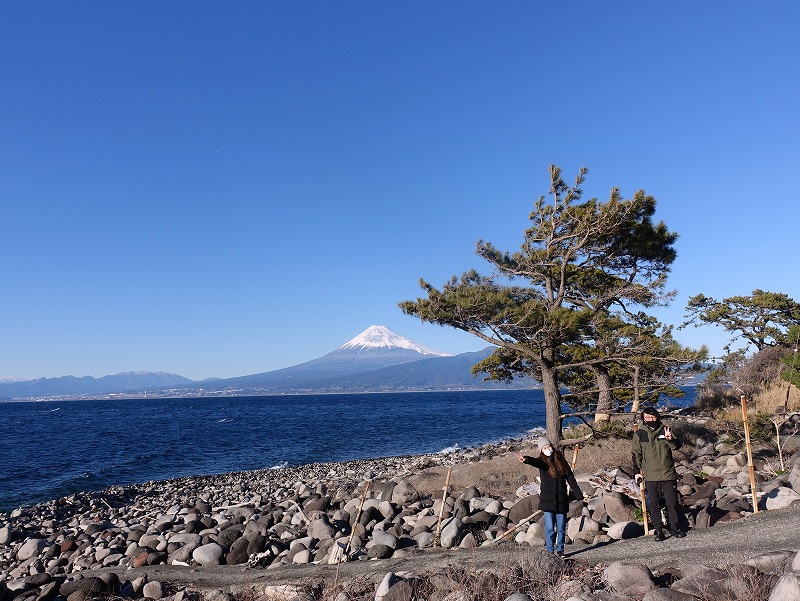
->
[142,581,163,599]
[291,549,311,564]
[769,572,800,601]
[382,581,414,601]
[372,530,399,549]
[225,536,251,565]
[168,542,197,565]
[16,539,47,562]
[0,526,12,545]
[462,510,493,526]
[169,533,202,546]
[367,544,393,559]
[439,517,463,549]
[307,517,336,540]
[606,521,644,540]
[192,543,224,566]
[59,578,107,597]
[391,481,420,505]
[603,562,656,597]
[743,550,795,571]
[763,486,800,510]
[375,572,401,601]
[413,531,435,548]
[684,480,720,506]
[602,492,635,523]
[671,565,728,599]
[508,496,540,524]
[566,515,600,544]
[788,462,800,490]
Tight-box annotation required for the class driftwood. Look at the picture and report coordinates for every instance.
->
[489,510,543,545]
[433,466,452,547]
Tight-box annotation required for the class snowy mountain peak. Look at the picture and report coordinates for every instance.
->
[340,325,452,356]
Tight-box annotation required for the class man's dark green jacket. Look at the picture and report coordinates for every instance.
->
[631,423,681,481]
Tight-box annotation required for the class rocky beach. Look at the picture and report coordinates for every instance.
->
[2,418,800,601]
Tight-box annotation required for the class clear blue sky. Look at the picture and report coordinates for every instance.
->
[2,2,798,381]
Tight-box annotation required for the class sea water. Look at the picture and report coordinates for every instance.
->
[0,388,696,511]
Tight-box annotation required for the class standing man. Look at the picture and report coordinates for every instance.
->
[631,407,686,541]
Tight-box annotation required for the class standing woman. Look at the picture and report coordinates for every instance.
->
[516,437,583,556]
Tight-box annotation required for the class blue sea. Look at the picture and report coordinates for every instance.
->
[0,388,696,512]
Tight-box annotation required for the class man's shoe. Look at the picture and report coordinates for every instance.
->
[556,550,566,558]
[653,529,666,541]
[673,529,687,538]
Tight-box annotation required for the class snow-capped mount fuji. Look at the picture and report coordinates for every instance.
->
[0,326,526,400]
[339,325,452,357]
[211,325,455,391]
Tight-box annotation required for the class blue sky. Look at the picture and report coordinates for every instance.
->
[1,2,798,381]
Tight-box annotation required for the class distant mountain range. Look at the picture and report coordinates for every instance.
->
[0,326,533,401]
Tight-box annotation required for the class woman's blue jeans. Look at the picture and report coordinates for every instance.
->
[543,512,566,553]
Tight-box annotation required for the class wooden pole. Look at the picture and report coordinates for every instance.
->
[490,510,543,545]
[334,480,370,590]
[343,481,370,558]
[633,423,650,535]
[565,444,580,497]
[774,420,785,473]
[741,395,760,513]
[433,466,452,547]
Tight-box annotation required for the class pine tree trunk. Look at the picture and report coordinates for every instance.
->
[540,361,563,445]
[592,365,613,424]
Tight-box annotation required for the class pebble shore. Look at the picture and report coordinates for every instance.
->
[2,422,800,601]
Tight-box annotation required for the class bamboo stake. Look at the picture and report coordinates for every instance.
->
[633,423,650,535]
[344,481,370,557]
[333,481,370,591]
[774,420,785,472]
[570,444,580,471]
[490,510,543,545]
[565,444,580,497]
[741,395,760,513]
[433,466,452,547]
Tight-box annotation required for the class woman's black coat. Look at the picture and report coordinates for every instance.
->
[522,454,583,514]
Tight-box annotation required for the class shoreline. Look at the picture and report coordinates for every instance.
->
[1,438,527,516]
[2,425,799,600]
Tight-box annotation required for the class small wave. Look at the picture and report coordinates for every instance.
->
[50,408,60,412]
[217,418,233,423]
[438,444,460,454]
[268,461,289,470]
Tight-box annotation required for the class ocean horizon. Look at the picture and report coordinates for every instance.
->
[0,388,696,512]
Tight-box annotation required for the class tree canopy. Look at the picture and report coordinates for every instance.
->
[399,165,686,444]
[683,289,800,353]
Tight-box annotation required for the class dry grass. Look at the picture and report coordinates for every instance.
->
[406,437,633,498]
[750,382,800,414]
[246,548,599,601]
[708,383,800,420]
